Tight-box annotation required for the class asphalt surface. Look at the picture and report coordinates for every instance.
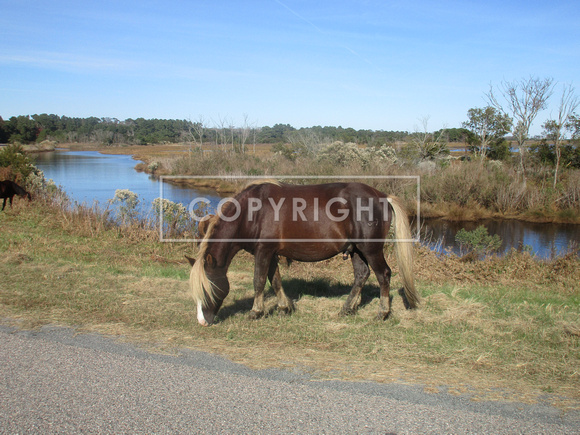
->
[0,324,578,434]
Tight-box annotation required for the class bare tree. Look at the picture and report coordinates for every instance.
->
[286,128,328,156]
[239,113,251,154]
[184,116,205,154]
[542,84,579,188]
[213,116,232,152]
[191,115,205,151]
[252,125,260,154]
[411,116,449,161]
[487,76,554,177]
[229,120,236,153]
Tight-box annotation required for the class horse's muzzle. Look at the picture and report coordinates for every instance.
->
[197,301,215,326]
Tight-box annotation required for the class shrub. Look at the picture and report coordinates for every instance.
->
[317,142,398,168]
[317,141,363,167]
[152,198,190,237]
[0,144,38,182]
[365,144,398,165]
[110,189,140,223]
[148,161,160,173]
[488,140,511,161]
[271,142,298,161]
[455,225,502,258]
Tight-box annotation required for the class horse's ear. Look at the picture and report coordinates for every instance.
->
[205,253,216,268]
[184,255,196,266]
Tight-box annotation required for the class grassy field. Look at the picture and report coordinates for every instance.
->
[1,197,579,409]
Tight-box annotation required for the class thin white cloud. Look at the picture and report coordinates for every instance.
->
[273,0,383,72]
[273,0,327,34]
[0,51,139,73]
[0,49,261,84]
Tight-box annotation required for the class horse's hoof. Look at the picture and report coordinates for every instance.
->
[339,308,356,317]
[377,311,391,321]
[248,310,264,320]
[398,287,411,310]
[277,306,292,316]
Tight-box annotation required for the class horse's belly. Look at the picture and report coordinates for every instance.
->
[278,242,343,262]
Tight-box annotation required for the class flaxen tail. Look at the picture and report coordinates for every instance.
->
[388,196,420,309]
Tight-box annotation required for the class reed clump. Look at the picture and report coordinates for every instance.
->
[158,143,579,223]
[420,160,579,221]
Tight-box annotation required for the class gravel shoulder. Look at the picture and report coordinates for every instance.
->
[1,324,578,434]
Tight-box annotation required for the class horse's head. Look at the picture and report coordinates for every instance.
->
[187,253,230,326]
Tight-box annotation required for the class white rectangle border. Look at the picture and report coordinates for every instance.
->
[158,175,420,243]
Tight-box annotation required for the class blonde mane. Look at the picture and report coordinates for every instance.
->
[244,179,281,188]
[190,181,280,307]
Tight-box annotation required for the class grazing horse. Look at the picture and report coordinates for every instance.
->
[0,180,32,211]
[188,181,419,326]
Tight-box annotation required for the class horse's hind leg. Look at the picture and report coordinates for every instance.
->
[340,252,370,316]
[366,253,393,320]
[268,257,294,315]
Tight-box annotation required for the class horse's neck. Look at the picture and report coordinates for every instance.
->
[208,240,240,269]
[209,220,242,267]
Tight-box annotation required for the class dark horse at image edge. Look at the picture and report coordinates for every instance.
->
[0,180,31,211]
[188,181,420,326]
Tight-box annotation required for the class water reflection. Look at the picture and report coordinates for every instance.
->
[420,218,579,259]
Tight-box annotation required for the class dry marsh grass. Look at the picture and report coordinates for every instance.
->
[0,199,579,409]
[126,144,579,223]
[75,142,580,222]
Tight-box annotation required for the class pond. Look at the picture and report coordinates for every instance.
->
[34,150,220,218]
[34,150,579,258]
[419,218,578,258]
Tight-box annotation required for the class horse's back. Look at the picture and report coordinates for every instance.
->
[237,182,390,261]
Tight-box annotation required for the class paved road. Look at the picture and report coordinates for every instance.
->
[0,325,578,434]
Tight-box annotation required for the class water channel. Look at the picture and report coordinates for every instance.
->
[34,150,579,259]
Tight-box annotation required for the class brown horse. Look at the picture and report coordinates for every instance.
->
[1,180,32,211]
[188,181,419,326]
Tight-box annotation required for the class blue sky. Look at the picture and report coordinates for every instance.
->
[1,0,579,134]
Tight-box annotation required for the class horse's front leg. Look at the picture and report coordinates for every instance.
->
[1,197,6,211]
[249,252,271,320]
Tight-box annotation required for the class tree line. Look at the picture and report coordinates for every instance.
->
[0,115,194,146]
[0,113,470,148]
